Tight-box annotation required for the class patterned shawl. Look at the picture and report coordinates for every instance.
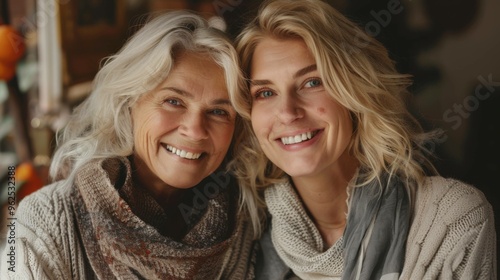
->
[71,157,255,279]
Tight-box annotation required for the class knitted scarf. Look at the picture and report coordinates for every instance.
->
[71,157,254,279]
[265,175,409,280]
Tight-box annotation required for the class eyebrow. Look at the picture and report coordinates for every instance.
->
[250,64,317,86]
[294,64,317,79]
[161,87,232,106]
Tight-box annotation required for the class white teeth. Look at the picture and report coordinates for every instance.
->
[165,145,202,159]
[281,131,315,145]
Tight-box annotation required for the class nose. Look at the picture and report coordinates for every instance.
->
[276,93,304,124]
[179,112,209,141]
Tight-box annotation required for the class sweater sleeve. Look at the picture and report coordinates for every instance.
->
[403,177,497,279]
[1,182,76,279]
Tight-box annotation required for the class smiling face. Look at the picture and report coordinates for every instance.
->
[249,37,354,180]
[131,52,235,190]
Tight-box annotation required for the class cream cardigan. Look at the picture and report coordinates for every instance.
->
[255,176,497,279]
[0,158,255,279]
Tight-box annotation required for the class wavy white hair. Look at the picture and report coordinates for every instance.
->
[50,11,246,190]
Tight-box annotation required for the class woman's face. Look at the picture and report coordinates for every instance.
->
[249,37,353,179]
[131,52,236,189]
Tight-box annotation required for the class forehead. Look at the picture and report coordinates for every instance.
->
[137,51,230,104]
[170,52,226,83]
[171,51,223,78]
[167,52,227,92]
[251,37,315,77]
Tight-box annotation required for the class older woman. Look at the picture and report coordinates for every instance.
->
[230,0,496,279]
[1,11,256,279]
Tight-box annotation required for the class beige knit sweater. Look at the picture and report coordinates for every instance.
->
[0,158,255,279]
[401,177,496,279]
[255,176,497,279]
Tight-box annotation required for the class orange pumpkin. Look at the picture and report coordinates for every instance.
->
[0,60,15,80]
[16,162,44,201]
[0,25,25,80]
[0,25,25,63]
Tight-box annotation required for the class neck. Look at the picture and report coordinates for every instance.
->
[131,156,191,240]
[130,156,186,210]
[292,152,358,247]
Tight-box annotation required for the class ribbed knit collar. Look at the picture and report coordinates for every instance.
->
[71,157,246,279]
[265,180,345,279]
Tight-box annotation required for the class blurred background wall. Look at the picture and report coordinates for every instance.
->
[0,0,498,262]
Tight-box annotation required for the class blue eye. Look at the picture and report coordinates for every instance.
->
[166,98,181,106]
[211,109,228,116]
[255,90,274,99]
[305,79,322,88]
[263,91,274,97]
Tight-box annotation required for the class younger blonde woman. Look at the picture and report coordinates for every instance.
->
[230,0,497,279]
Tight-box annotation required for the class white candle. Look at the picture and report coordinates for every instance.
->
[37,0,62,114]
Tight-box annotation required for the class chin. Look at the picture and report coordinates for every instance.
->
[163,177,204,189]
[282,168,315,178]
[285,172,313,178]
[287,163,324,178]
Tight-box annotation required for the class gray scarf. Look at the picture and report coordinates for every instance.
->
[342,174,409,280]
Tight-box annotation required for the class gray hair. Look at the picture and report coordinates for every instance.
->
[50,11,245,183]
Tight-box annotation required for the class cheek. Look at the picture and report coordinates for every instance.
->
[210,123,235,151]
[317,107,326,114]
[132,123,153,157]
[220,126,235,148]
[131,112,145,146]
[133,110,172,144]
[250,107,269,134]
[336,111,354,142]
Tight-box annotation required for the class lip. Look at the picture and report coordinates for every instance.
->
[274,129,323,151]
[161,143,206,160]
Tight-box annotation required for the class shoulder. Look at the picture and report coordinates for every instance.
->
[420,176,487,200]
[404,176,496,278]
[415,176,493,222]
[2,181,77,279]
[15,180,74,237]
[20,178,72,201]
[411,176,494,231]
[17,180,73,220]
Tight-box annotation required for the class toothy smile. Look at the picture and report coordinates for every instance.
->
[164,144,203,160]
[280,131,319,145]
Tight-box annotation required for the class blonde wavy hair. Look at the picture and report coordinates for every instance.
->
[49,11,259,228]
[229,0,437,235]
